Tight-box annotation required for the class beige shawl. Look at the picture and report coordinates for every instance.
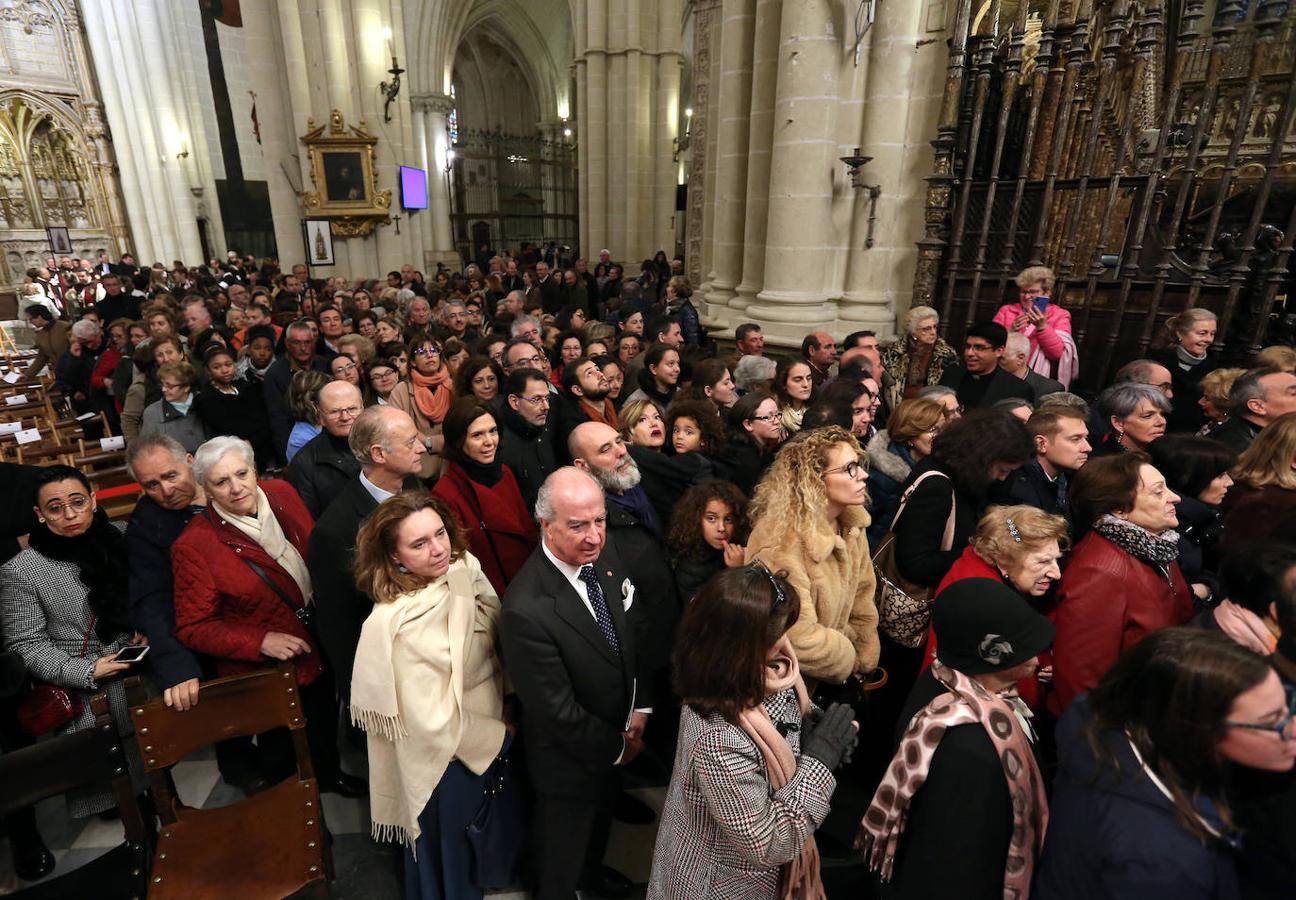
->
[350,554,507,850]
[218,486,313,604]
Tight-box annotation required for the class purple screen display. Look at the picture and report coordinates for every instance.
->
[399,166,428,209]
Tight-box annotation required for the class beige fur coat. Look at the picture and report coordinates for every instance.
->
[746,504,879,685]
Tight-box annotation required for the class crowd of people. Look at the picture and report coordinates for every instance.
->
[2,247,1296,900]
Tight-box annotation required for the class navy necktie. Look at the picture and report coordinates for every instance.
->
[579,565,621,657]
[1055,473,1068,514]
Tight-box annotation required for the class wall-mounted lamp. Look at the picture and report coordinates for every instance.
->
[840,147,882,248]
[175,142,190,161]
[380,55,405,123]
[672,108,694,163]
[444,147,455,175]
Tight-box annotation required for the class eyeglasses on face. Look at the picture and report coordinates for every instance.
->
[333,362,358,374]
[746,412,779,423]
[1226,708,1296,739]
[413,346,441,357]
[515,394,550,406]
[44,495,91,516]
[324,405,362,419]
[824,459,868,479]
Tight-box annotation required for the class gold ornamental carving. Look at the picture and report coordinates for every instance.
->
[299,109,391,237]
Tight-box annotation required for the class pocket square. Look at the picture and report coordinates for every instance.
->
[621,578,635,611]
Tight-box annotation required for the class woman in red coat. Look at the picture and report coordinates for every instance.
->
[172,435,363,796]
[1048,453,1194,717]
[432,399,538,596]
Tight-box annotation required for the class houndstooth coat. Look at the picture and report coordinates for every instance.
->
[647,688,836,899]
[1,539,146,816]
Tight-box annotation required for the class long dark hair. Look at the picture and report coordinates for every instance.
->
[673,565,801,722]
[1085,628,1272,841]
[929,408,1034,496]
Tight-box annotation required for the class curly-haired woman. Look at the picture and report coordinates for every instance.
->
[744,426,878,686]
[668,480,749,602]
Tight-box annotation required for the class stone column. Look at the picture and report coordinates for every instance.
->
[702,0,757,319]
[654,0,683,257]
[685,0,722,287]
[836,0,933,337]
[413,93,460,269]
[582,0,610,258]
[730,0,783,314]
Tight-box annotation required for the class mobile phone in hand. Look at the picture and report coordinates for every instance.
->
[113,645,150,665]
[1033,295,1050,313]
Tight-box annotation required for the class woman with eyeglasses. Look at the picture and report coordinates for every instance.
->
[195,344,276,469]
[140,359,208,453]
[2,466,149,818]
[724,391,785,497]
[389,335,453,480]
[365,359,401,406]
[1034,628,1296,900]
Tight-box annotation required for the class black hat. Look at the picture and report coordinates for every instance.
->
[932,578,1055,675]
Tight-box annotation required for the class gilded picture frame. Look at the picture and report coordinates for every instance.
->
[300,110,392,236]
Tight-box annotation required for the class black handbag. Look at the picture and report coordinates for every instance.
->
[465,749,525,890]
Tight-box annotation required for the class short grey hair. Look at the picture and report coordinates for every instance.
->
[70,319,101,340]
[916,385,958,403]
[534,466,602,523]
[125,432,188,480]
[349,405,402,466]
[1004,332,1031,360]
[904,305,940,336]
[1098,382,1172,421]
[192,436,256,485]
[510,314,540,338]
[733,354,777,391]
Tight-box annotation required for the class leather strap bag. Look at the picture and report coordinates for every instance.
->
[873,471,956,648]
[466,738,525,889]
[15,619,94,737]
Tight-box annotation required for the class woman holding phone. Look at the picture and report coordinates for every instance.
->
[1,465,150,817]
[992,266,1077,389]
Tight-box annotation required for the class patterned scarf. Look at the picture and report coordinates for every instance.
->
[1091,514,1179,566]
[859,660,1047,899]
[410,366,452,423]
[735,636,826,900]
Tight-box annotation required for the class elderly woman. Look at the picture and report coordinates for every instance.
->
[1221,411,1296,548]
[992,266,1078,389]
[745,426,878,687]
[733,354,777,395]
[389,334,452,479]
[1149,308,1220,433]
[1197,366,1246,436]
[351,492,510,900]
[1049,453,1194,715]
[1147,435,1236,605]
[55,318,104,418]
[865,397,947,545]
[2,466,147,817]
[647,567,857,900]
[1094,382,1170,455]
[140,359,208,453]
[664,275,701,346]
[880,305,960,409]
[171,436,361,796]
[431,400,537,597]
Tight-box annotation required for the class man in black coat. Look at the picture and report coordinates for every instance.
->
[939,321,1034,411]
[535,260,563,315]
[264,319,335,463]
[994,406,1091,522]
[308,407,426,697]
[93,273,141,324]
[495,367,558,512]
[0,463,40,564]
[1210,367,1296,455]
[500,468,650,900]
[287,382,363,518]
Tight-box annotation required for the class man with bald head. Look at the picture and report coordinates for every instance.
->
[287,381,364,517]
[309,405,426,696]
[500,467,650,900]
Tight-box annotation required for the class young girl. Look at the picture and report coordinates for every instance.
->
[667,480,749,602]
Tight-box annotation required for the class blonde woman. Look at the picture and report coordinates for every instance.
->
[1222,411,1296,549]
[351,491,509,900]
[992,266,1078,388]
[1197,367,1246,435]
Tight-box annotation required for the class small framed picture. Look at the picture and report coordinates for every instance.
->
[46,226,72,255]
[304,219,335,266]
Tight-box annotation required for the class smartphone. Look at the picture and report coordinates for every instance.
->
[113,645,150,664]
[1033,295,1050,313]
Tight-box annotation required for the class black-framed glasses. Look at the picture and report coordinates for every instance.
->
[1226,708,1295,738]
[824,458,868,479]
[747,412,778,423]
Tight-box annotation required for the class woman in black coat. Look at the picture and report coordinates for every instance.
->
[194,344,276,470]
[1148,308,1220,434]
[1147,435,1236,608]
[666,480,748,602]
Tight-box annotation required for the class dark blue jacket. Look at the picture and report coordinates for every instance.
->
[126,496,204,690]
[1033,697,1241,900]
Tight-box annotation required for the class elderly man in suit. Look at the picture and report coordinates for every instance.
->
[308,406,425,698]
[1002,332,1064,402]
[500,467,650,900]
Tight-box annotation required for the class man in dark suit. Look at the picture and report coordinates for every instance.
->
[287,382,363,518]
[309,406,425,697]
[500,467,650,900]
[264,319,335,463]
[939,321,1035,410]
[995,406,1091,522]
[535,260,562,315]
[495,367,559,511]
[1002,332,1065,402]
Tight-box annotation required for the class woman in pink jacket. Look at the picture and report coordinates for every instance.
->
[993,266,1078,389]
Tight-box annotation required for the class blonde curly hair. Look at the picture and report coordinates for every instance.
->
[749,426,864,538]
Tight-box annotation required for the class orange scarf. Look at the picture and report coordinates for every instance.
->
[410,367,452,424]
[579,396,618,427]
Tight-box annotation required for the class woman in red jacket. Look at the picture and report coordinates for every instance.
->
[172,435,363,796]
[1048,452,1194,717]
[432,399,538,596]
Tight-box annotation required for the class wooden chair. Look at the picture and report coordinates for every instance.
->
[126,664,332,899]
[0,695,152,899]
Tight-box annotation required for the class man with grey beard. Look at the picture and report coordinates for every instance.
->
[569,422,679,685]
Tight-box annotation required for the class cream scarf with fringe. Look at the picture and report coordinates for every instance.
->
[350,554,507,851]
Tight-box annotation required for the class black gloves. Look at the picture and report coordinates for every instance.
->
[800,702,858,771]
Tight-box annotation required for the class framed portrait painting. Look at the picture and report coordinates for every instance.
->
[300,109,392,236]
